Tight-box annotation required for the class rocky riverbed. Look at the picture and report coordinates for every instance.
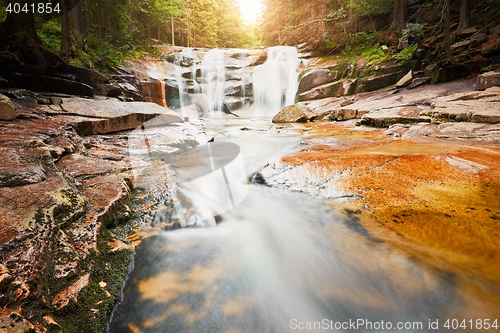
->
[1,74,500,331]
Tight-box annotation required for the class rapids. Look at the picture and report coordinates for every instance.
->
[107,47,500,333]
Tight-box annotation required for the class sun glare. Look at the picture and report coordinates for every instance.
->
[237,0,263,25]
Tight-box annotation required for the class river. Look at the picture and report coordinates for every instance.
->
[107,47,500,333]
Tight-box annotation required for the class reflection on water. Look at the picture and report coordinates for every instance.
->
[109,118,500,333]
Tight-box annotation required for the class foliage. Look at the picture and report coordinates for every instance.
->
[481,63,500,73]
[395,44,417,63]
[35,16,61,51]
[4,0,255,71]
[400,22,426,47]
[0,0,6,22]
[258,0,394,47]
[361,44,388,65]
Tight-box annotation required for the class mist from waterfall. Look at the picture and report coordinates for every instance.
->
[252,46,299,117]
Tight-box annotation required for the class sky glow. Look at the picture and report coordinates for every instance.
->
[237,0,263,25]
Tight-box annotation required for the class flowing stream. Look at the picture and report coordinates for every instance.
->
[108,48,499,333]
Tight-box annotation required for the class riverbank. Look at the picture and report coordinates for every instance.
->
[0,94,188,331]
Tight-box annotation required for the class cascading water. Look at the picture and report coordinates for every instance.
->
[171,48,199,117]
[252,46,299,117]
[200,49,227,115]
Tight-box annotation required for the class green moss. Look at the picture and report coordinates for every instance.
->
[53,230,133,333]
[23,188,138,332]
[395,44,417,65]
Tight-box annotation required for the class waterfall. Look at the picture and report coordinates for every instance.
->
[163,46,299,118]
[172,48,198,117]
[200,48,226,115]
[252,46,299,117]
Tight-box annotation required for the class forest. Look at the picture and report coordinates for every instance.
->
[0,0,499,73]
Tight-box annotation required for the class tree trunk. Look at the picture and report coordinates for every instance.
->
[70,0,86,43]
[171,15,175,46]
[60,0,72,59]
[392,0,407,31]
[458,0,470,29]
[82,0,91,31]
[1,0,49,74]
[444,0,453,63]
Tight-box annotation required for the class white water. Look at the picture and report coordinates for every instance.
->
[252,46,300,117]
[110,47,498,333]
[110,117,497,333]
[173,48,198,117]
[201,49,227,115]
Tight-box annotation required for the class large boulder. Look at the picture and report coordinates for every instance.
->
[477,71,500,90]
[0,94,16,120]
[272,104,318,123]
[298,68,341,94]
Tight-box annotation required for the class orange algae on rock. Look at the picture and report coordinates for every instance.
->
[281,125,500,286]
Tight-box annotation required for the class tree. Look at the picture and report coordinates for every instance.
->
[458,0,470,29]
[0,0,48,73]
[444,0,453,62]
[60,0,71,59]
[391,0,407,31]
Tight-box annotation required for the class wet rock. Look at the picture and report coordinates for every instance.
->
[315,108,365,122]
[491,24,500,35]
[272,104,318,123]
[249,50,267,66]
[0,93,16,120]
[477,71,500,90]
[55,97,183,135]
[357,106,431,127]
[0,273,13,291]
[118,82,143,101]
[0,312,34,333]
[0,148,46,187]
[140,79,166,106]
[57,153,127,179]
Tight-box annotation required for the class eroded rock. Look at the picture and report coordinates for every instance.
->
[272,104,318,123]
[0,94,15,121]
[477,71,500,90]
